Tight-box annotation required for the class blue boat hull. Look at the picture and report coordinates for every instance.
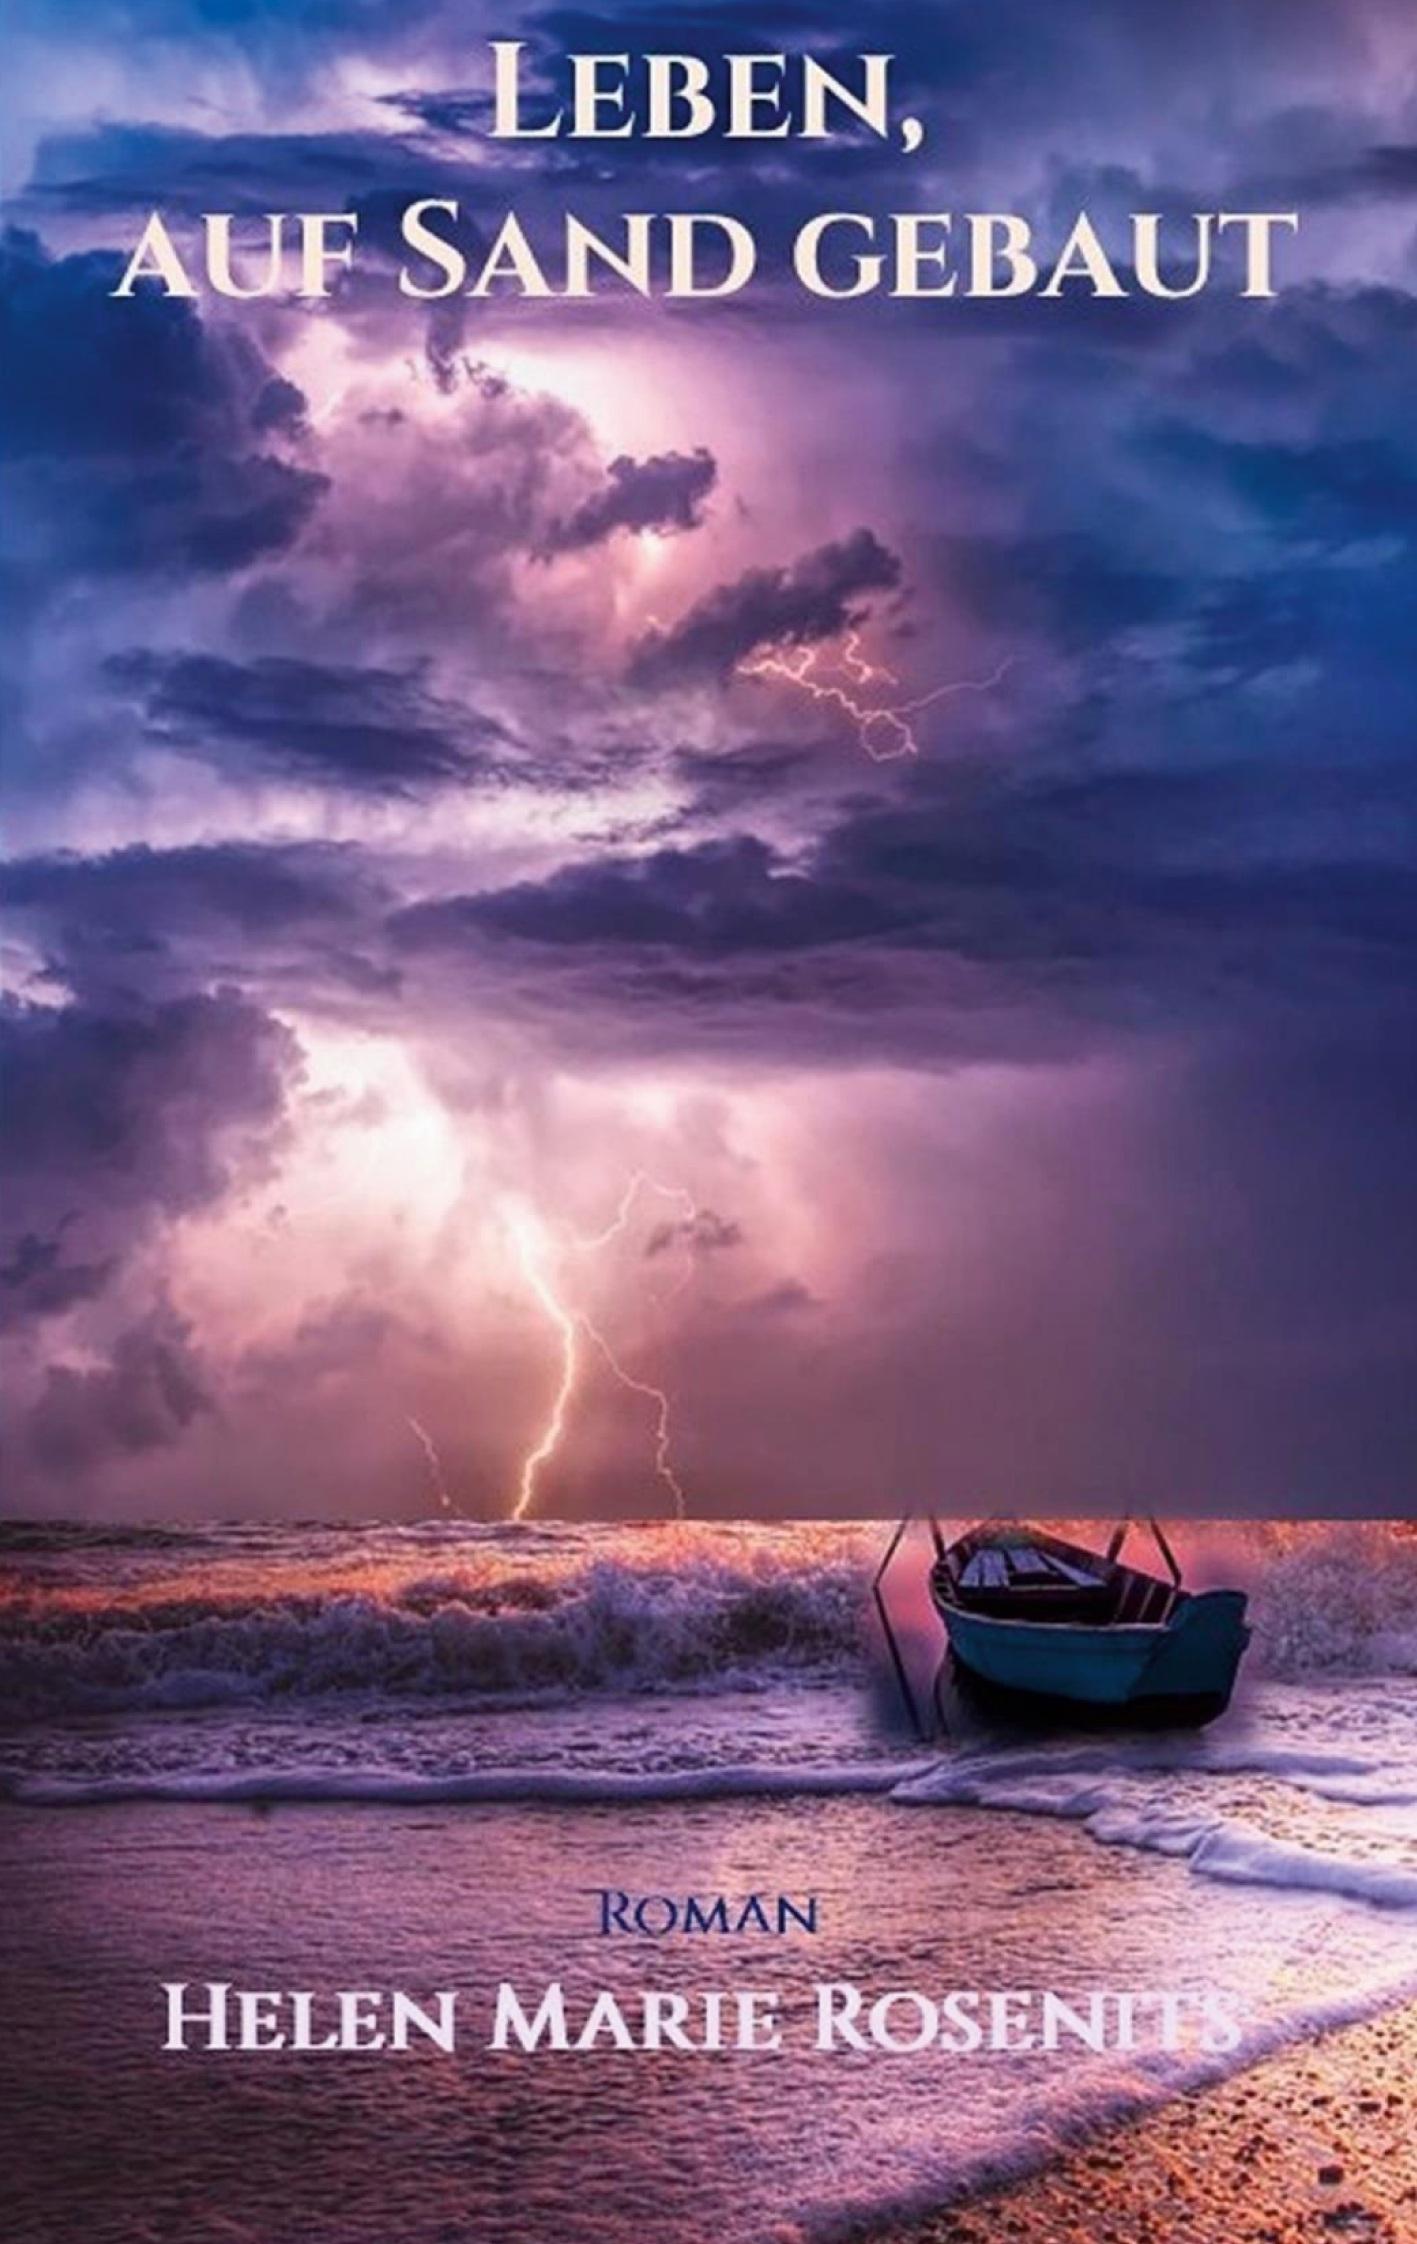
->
[941,1588,1250,1724]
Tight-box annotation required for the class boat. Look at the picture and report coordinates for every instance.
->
[873,1517,1250,1736]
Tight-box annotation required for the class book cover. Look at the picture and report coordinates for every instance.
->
[2,7,1415,2243]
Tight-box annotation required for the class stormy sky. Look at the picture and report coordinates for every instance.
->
[3,0,1416,1519]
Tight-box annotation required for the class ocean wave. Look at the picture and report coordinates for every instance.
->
[1243,1523,1417,1678]
[0,1546,869,1717]
[2,1521,1414,1720]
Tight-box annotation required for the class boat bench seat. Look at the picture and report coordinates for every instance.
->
[940,1558,1182,1628]
[947,1578,1115,1624]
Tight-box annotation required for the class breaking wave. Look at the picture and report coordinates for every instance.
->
[1,1519,1414,1720]
[1242,1522,1417,1678]
[0,1540,871,1717]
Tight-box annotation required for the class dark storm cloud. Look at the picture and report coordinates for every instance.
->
[24,119,471,223]
[0,989,296,1325]
[24,1302,213,1473]
[105,650,510,793]
[901,279,1417,757]
[542,447,717,554]
[1155,427,1417,540]
[933,533,1179,650]
[1350,144,1417,197]
[0,990,295,1209]
[222,356,725,648]
[645,1209,743,1258]
[629,529,901,687]
[4,841,378,1004]
[396,835,872,955]
[391,745,1417,1067]
[0,229,325,584]
[26,447,326,576]
[671,738,817,820]
[1183,555,1417,735]
[804,761,1417,999]
[13,0,448,36]
[0,1220,116,1322]
[380,87,496,140]
[1177,283,1417,410]
[0,226,299,460]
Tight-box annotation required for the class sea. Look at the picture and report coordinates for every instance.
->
[2,1518,1416,2244]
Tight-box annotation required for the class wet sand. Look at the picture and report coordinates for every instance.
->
[869,2001,1417,2244]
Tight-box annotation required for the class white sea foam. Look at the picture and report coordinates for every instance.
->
[2,1758,927,1809]
[14,1723,1417,1930]
[895,1732,1417,1912]
[1243,1523,1417,1677]
[803,1956,1417,2243]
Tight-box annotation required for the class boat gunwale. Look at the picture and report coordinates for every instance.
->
[935,1602,1180,1641]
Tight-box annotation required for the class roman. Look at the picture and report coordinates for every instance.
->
[488,41,894,142]
[596,1889,820,1934]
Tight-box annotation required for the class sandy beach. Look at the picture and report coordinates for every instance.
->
[871,2000,1417,2244]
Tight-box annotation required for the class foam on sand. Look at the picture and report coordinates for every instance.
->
[3,1757,929,1808]
[895,1735,1417,1911]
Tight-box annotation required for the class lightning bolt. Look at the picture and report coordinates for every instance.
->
[506,1193,688,1523]
[838,628,897,689]
[567,1170,703,1302]
[407,1414,458,1515]
[507,1205,583,1525]
[739,632,1012,762]
[579,1321,685,1517]
[567,1169,696,1252]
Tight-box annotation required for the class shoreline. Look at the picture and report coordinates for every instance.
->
[863,1998,1417,2244]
